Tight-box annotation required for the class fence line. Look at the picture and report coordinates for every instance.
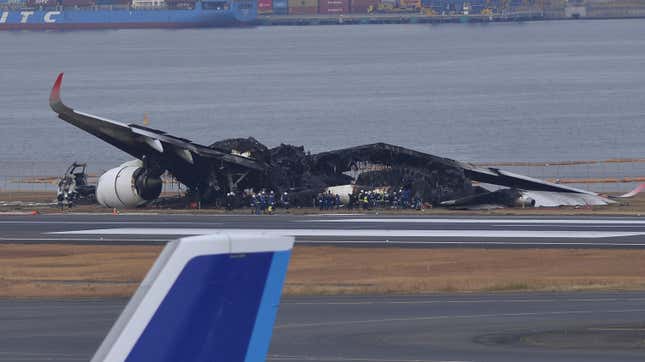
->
[474,158,645,167]
[1,160,644,194]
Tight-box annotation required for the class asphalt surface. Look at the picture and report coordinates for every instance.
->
[1,213,645,248]
[1,214,644,361]
[0,292,644,362]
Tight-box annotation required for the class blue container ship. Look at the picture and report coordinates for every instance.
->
[0,0,257,30]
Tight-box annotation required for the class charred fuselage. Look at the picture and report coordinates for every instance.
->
[185,138,472,206]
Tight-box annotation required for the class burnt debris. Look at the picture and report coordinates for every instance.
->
[56,162,96,208]
[197,140,475,208]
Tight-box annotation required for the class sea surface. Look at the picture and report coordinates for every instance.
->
[1,20,644,187]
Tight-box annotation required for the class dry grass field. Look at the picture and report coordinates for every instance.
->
[0,191,55,203]
[1,244,644,298]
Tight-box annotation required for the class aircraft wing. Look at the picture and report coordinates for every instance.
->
[311,143,600,195]
[459,162,599,195]
[49,73,267,171]
[614,183,645,199]
[91,233,294,362]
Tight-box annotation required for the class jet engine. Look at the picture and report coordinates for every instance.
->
[96,161,162,208]
[513,194,536,208]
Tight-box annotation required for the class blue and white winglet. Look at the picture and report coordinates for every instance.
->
[91,233,294,362]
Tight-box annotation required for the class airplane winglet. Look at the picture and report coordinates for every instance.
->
[50,73,63,104]
[49,73,70,114]
[91,233,294,362]
[614,183,645,199]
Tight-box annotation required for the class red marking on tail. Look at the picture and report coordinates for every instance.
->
[50,72,64,104]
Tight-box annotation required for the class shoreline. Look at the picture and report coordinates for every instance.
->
[255,13,645,26]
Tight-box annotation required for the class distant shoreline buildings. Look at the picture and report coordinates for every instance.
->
[1,0,643,30]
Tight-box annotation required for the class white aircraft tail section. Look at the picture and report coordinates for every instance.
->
[91,233,294,362]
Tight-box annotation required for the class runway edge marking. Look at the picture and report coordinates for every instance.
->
[50,228,645,239]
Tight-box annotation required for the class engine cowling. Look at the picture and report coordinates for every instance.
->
[96,161,162,208]
[513,194,536,208]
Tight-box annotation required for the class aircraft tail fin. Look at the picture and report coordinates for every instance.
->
[91,233,294,362]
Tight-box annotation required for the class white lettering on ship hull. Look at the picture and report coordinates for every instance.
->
[20,11,34,23]
[44,11,60,23]
[0,11,60,25]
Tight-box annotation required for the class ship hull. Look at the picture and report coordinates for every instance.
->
[0,2,257,30]
[0,20,240,30]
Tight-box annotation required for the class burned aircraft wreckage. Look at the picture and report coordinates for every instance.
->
[49,73,613,209]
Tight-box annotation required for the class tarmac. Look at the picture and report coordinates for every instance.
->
[0,292,644,362]
[0,214,645,248]
[0,214,645,362]
[1,213,645,362]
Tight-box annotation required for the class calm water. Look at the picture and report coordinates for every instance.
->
[1,20,644,180]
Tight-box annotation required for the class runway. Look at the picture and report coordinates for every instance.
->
[0,214,645,248]
[0,292,643,362]
[1,214,644,361]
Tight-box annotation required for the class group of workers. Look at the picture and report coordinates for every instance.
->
[241,190,290,214]
[221,187,424,213]
[348,188,423,210]
[315,192,343,210]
